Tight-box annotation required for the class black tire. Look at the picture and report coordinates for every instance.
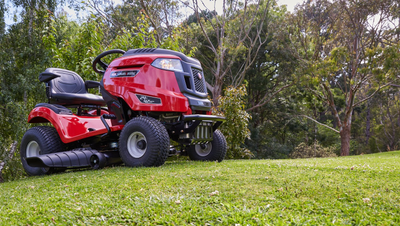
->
[20,126,65,176]
[119,116,170,167]
[188,130,227,162]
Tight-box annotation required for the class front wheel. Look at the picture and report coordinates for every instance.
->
[119,116,170,167]
[188,130,227,162]
[20,126,65,176]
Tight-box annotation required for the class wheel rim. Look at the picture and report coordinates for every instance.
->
[195,143,212,157]
[127,131,147,158]
[26,141,40,157]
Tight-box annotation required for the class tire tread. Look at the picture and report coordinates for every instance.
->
[213,130,227,162]
[21,126,65,176]
[119,116,169,167]
[188,129,227,162]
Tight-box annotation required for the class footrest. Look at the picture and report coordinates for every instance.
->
[35,103,72,115]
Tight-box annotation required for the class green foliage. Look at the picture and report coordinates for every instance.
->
[364,88,400,153]
[368,137,378,153]
[109,13,191,54]
[185,9,217,25]
[0,102,29,182]
[245,101,303,159]
[1,152,400,224]
[0,3,56,181]
[0,0,4,35]
[43,12,189,82]
[288,0,400,156]
[214,85,252,159]
[43,15,104,81]
[247,130,293,159]
[290,142,337,159]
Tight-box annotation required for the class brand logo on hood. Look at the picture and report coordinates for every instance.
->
[198,73,202,80]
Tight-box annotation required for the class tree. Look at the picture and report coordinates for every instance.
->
[137,0,181,43]
[84,0,184,48]
[244,4,297,113]
[0,0,5,36]
[358,87,400,153]
[0,0,67,181]
[43,15,104,81]
[84,0,141,41]
[185,9,217,25]
[186,0,272,106]
[43,10,188,81]
[290,0,400,156]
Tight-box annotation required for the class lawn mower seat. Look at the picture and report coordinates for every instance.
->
[39,68,106,106]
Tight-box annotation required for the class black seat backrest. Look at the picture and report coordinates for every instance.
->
[39,68,105,107]
[39,68,86,96]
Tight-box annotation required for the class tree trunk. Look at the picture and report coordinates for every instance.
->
[212,78,223,107]
[340,125,351,156]
[0,162,5,183]
[365,101,371,145]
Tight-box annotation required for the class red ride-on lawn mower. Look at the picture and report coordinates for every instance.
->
[21,48,227,176]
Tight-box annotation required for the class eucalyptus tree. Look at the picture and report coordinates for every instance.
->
[85,0,182,47]
[137,0,181,42]
[185,0,273,105]
[289,0,400,156]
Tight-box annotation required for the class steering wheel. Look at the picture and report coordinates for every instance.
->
[92,49,126,74]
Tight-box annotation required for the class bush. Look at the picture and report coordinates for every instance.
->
[214,85,253,159]
[290,142,337,159]
[0,102,30,182]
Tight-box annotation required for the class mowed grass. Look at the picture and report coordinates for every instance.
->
[1,152,400,225]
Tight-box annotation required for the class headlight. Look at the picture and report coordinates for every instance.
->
[151,58,183,72]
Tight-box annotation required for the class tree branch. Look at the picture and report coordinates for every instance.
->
[353,83,390,107]
[299,115,340,133]
[138,0,163,45]
[246,82,294,111]
[206,81,214,93]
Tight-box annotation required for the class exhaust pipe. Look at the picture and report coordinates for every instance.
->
[89,151,121,169]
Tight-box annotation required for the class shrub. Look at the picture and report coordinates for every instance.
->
[290,142,337,159]
[214,85,253,159]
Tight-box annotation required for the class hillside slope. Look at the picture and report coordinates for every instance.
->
[1,152,399,225]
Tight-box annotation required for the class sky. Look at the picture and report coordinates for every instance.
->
[197,0,301,14]
[4,0,303,28]
[277,0,302,11]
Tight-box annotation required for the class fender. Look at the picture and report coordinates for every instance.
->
[28,106,124,143]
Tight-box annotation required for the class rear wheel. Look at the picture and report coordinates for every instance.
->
[119,116,170,167]
[188,130,227,162]
[20,126,65,176]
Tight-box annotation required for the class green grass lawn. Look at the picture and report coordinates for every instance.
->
[1,152,400,225]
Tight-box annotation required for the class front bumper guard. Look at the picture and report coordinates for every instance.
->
[170,114,225,134]
[169,114,225,144]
